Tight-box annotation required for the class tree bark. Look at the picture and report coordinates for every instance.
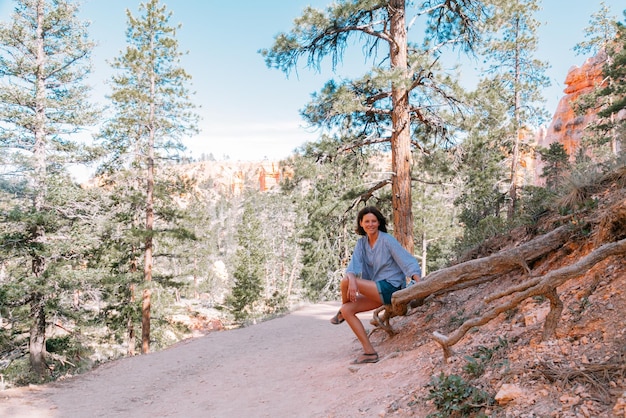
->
[142,142,154,355]
[128,283,136,356]
[388,0,414,253]
[142,66,157,354]
[28,293,47,377]
[421,228,427,276]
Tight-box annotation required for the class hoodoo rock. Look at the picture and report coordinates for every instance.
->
[539,52,607,157]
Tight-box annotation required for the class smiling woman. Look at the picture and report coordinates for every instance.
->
[332,206,422,364]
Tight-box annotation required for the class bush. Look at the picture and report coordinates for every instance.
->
[425,372,493,417]
[462,337,509,378]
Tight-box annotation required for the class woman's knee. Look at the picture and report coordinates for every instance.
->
[340,275,350,288]
[340,302,355,316]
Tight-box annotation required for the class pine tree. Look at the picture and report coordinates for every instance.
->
[572,3,622,160]
[538,142,570,192]
[0,0,99,377]
[480,0,551,219]
[261,0,484,253]
[574,2,619,57]
[225,200,266,322]
[592,11,626,157]
[455,78,509,234]
[97,0,198,354]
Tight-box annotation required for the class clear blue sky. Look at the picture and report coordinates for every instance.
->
[1,0,625,163]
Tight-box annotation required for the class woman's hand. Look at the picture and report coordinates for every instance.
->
[347,276,358,302]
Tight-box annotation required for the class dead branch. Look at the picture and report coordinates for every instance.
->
[345,179,392,213]
[532,353,626,404]
[338,137,390,153]
[431,237,626,359]
[0,348,27,370]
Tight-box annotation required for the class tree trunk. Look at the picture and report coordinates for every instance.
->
[388,0,414,253]
[421,227,427,276]
[28,293,47,377]
[193,257,199,299]
[287,247,300,298]
[142,68,157,354]
[142,151,154,354]
[127,283,136,356]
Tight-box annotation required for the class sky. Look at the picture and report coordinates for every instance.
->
[0,0,625,165]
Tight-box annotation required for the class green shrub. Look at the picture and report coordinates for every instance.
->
[462,356,485,378]
[426,372,493,417]
[462,337,509,378]
[46,335,94,380]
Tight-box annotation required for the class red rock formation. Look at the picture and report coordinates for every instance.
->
[259,166,267,191]
[542,52,606,153]
[535,52,608,183]
[258,162,282,191]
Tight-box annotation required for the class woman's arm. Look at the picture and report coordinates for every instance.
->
[385,233,422,278]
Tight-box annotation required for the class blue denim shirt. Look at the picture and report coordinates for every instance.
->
[346,231,422,288]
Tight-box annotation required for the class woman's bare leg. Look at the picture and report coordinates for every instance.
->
[338,277,382,354]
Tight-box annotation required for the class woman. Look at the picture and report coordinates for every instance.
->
[330,206,421,364]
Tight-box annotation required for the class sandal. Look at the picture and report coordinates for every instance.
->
[330,310,345,325]
[352,352,379,364]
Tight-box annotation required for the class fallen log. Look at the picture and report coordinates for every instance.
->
[390,224,573,311]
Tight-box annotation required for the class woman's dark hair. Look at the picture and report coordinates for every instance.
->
[355,206,387,235]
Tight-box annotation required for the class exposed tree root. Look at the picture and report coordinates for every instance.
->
[369,225,572,338]
[430,237,626,359]
[370,305,396,337]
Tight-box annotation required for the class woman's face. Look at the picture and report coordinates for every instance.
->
[360,213,380,236]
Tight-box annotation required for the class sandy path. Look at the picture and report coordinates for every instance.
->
[0,302,433,417]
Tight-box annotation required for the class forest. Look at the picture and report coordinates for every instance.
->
[0,0,625,392]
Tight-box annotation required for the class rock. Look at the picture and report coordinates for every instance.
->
[535,51,607,184]
[522,304,550,327]
[495,383,525,405]
[613,391,626,417]
[559,394,581,408]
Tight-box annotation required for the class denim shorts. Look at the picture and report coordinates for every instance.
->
[376,280,402,305]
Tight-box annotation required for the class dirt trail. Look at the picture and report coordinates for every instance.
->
[0,302,433,418]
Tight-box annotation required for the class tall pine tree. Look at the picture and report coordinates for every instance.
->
[576,7,625,158]
[0,0,99,377]
[480,0,550,219]
[97,0,198,354]
[261,0,485,254]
